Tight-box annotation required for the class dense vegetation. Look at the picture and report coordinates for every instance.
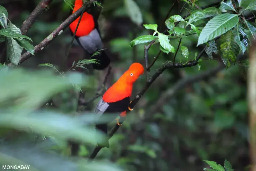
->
[0,0,255,170]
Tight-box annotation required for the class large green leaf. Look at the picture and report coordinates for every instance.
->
[181,46,189,58]
[130,35,156,46]
[0,112,104,145]
[0,146,121,171]
[143,24,158,31]
[197,13,239,46]
[158,33,175,54]
[124,0,142,26]
[0,28,32,41]
[224,160,234,171]
[16,38,34,55]
[239,0,254,9]
[0,5,8,17]
[6,37,23,65]
[234,28,246,53]
[217,30,239,67]
[219,0,236,12]
[204,160,225,171]
[0,69,87,111]
[165,15,184,30]
[243,1,256,11]
[205,40,218,58]
[244,20,256,39]
[187,7,221,24]
[0,5,8,28]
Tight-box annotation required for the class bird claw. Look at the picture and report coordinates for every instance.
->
[128,106,133,111]
[128,101,133,111]
[116,118,122,126]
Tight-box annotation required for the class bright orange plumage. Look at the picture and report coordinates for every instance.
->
[103,63,144,103]
[96,63,144,135]
[69,0,95,37]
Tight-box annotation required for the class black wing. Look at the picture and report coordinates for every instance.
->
[95,97,130,134]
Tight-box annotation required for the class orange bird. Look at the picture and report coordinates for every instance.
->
[95,63,144,134]
[69,0,110,70]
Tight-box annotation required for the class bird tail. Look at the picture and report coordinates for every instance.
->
[96,123,108,135]
[91,50,110,70]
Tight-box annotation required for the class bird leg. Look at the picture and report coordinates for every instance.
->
[128,101,133,111]
[116,111,127,125]
[116,118,122,126]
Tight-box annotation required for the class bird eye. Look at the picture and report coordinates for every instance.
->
[130,73,133,76]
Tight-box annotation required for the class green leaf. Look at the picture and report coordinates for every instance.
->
[187,7,221,24]
[181,46,189,58]
[158,33,175,54]
[0,69,88,111]
[165,15,184,30]
[224,160,234,171]
[244,20,256,39]
[243,1,256,11]
[174,27,186,36]
[144,24,158,31]
[0,5,8,17]
[6,38,23,65]
[234,28,247,53]
[218,30,239,67]
[16,38,34,55]
[165,20,175,30]
[0,28,32,41]
[39,63,60,73]
[0,146,121,171]
[0,6,8,28]
[219,0,236,12]
[130,35,156,46]
[239,0,254,8]
[168,15,184,22]
[0,112,104,145]
[0,14,7,29]
[190,23,201,35]
[197,13,239,46]
[205,40,218,58]
[204,160,225,171]
[124,0,142,25]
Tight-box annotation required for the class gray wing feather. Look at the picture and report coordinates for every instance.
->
[95,98,109,118]
[78,28,103,54]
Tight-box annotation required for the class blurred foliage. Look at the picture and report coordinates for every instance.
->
[0,0,253,170]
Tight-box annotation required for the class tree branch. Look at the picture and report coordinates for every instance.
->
[173,38,182,63]
[21,0,53,35]
[88,47,206,159]
[19,0,97,64]
[150,63,225,113]
[248,40,256,171]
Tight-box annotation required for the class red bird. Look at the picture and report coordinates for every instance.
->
[69,0,110,70]
[95,63,144,134]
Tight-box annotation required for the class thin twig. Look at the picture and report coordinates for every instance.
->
[150,63,225,114]
[144,40,155,80]
[173,38,182,63]
[21,0,53,35]
[160,0,177,31]
[144,41,155,69]
[147,50,161,71]
[19,0,97,64]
